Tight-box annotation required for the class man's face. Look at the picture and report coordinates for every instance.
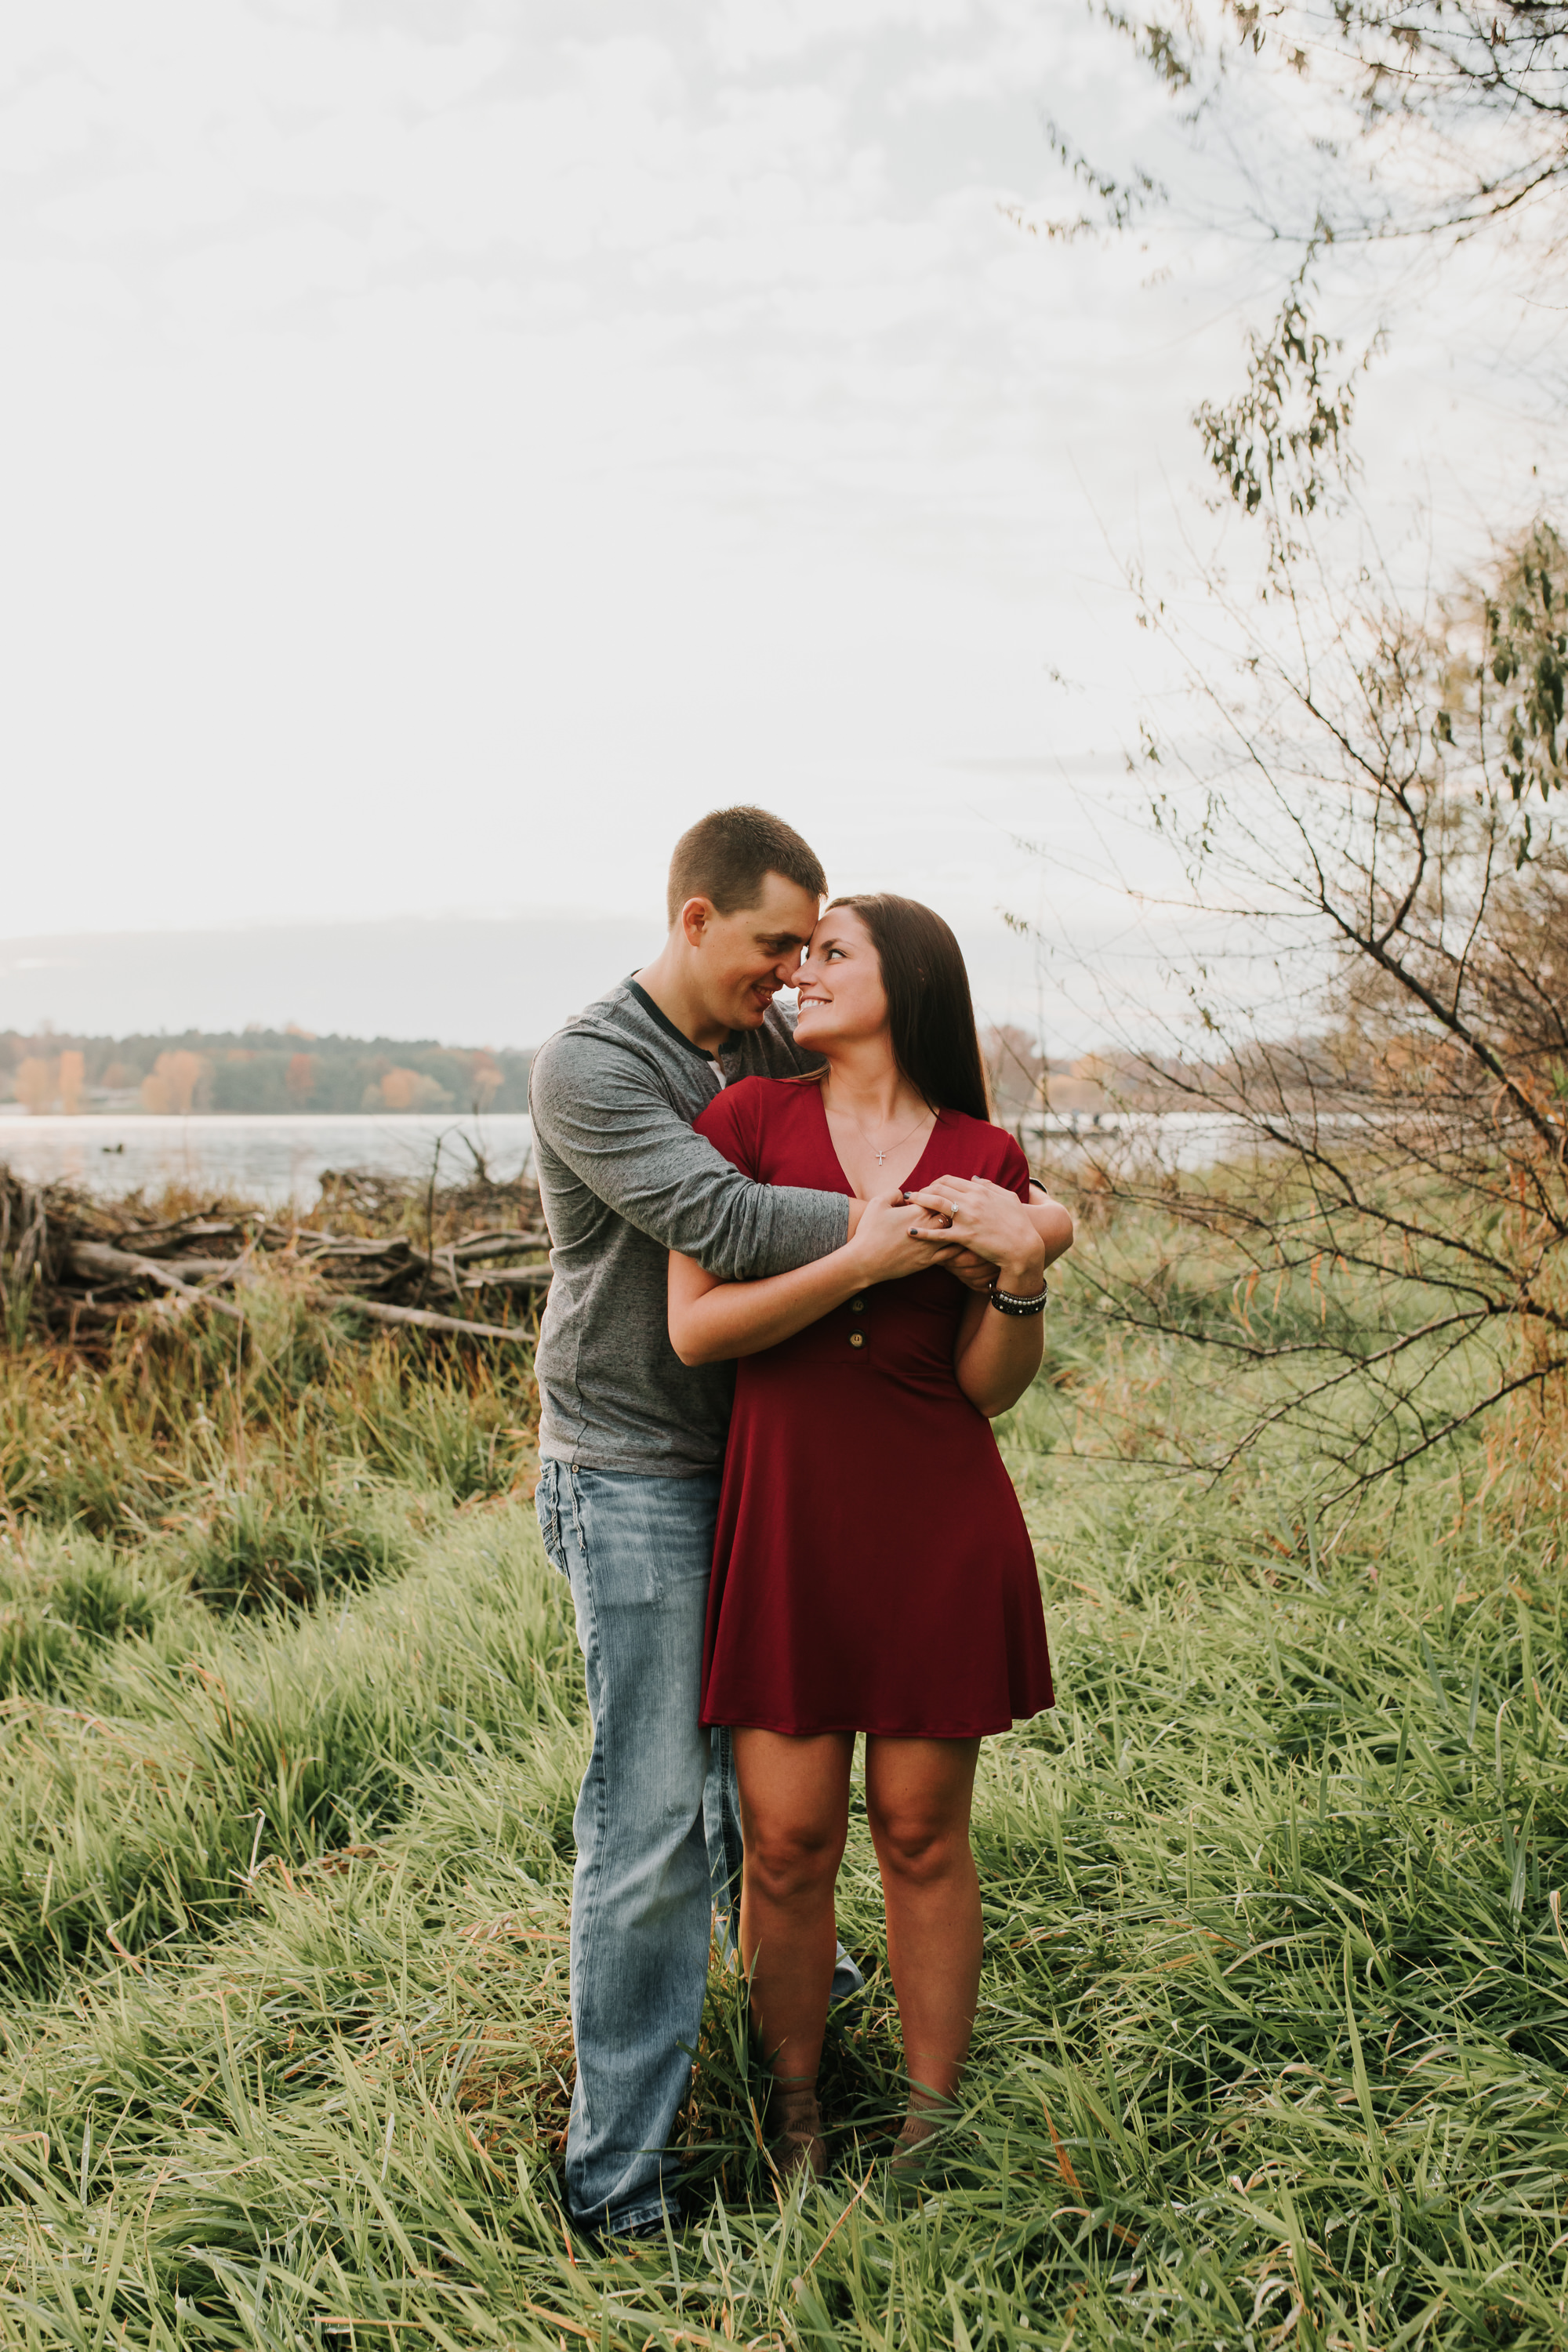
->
[685,870,823,1033]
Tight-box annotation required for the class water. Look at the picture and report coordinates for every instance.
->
[1022,1109,1258,1166]
[0,1113,535,1206]
[0,1104,1270,1209]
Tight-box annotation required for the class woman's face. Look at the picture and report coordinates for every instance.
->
[790,906,889,1051]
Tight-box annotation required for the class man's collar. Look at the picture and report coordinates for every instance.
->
[624,976,732,1063]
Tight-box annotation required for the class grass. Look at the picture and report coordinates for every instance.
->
[1,1185,1566,2346]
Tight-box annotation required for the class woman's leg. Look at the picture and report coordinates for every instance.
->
[863,1736,983,2146]
[732,1727,855,2174]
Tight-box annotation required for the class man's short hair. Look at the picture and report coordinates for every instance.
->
[666,806,827,927]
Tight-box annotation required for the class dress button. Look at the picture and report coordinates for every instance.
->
[849,1331,866,1348]
[849,1296,865,1312]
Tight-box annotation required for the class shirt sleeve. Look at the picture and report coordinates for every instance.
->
[529,1035,848,1279]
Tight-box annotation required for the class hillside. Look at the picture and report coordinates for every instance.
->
[0,1027,533,1116]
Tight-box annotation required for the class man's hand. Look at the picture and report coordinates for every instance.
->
[944,1247,1004,1294]
[904,1178,1073,1289]
[848,1192,998,1287]
[847,1192,960,1284]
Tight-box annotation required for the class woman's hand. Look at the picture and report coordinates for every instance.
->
[844,1189,959,1285]
[904,1177,1048,1294]
[931,1178,1065,1417]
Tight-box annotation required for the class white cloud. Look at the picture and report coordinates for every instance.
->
[0,0,1551,1054]
[0,69,105,172]
[709,0,973,71]
[162,219,368,319]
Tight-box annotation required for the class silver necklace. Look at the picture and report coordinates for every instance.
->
[828,1098,934,1167]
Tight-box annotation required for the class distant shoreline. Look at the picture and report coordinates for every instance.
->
[0,1107,519,1121]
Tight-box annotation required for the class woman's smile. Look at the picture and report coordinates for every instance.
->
[791,908,887,1041]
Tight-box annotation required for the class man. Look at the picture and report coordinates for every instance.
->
[529,807,857,2239]
[528,807,1056,2238]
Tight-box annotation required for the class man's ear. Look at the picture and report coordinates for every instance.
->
[678,896,713,948]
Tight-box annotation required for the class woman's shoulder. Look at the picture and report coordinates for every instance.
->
[939,1109,1032,1189]
[725,1072,818,1101]
[697,1072,818,1124]
[694,1073,821,1163]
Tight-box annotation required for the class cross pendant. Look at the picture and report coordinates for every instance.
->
[874,1150,886,1164]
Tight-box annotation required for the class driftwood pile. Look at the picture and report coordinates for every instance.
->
[0,1163,552,1345]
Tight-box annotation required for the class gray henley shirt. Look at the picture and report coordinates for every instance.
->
[528,978,850,1475]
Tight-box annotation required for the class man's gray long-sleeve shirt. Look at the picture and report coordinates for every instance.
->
[528,978,851,1475]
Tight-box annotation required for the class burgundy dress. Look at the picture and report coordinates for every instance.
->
[695,1076,1054,1739]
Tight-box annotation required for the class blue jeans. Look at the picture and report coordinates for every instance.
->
[534,1460,735,2234]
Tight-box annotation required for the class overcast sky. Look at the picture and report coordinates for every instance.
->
[2,1,1555,1047]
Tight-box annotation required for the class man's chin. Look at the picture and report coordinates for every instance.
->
[730,996,774,1029]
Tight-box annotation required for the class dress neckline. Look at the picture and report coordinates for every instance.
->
[809,1081,949,1200]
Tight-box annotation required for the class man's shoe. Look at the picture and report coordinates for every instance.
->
[829,1942,865,2012]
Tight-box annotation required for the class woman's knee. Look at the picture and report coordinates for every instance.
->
[868,1806,971,1886]
[743,1817,846,1903]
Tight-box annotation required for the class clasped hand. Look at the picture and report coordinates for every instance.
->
[903,1176,1047,1292]
[847,1178,1046,1292]
[846,1191,959,1283]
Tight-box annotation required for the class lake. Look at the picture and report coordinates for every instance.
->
[0,1113,535,1206]
[0,1105,1272,1208]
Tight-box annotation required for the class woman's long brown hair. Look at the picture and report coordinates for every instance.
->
[826,894,991,1120]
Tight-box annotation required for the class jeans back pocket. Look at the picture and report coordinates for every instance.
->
[534,1461,569,1577]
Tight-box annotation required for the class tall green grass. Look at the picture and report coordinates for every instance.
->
[0,1232,1566,2345]
[0,1274,535,1540]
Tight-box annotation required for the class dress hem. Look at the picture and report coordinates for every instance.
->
[700,1707,1053,1738]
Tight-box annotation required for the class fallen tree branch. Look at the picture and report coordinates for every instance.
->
[67,1240,246,1323]
[5,1163,550,1345]
[449,1231,550,1261]
[68,1242,246,1286]
[320,1294,533,1342]
[289,1234,417,1261]
[110,1218,242,1253]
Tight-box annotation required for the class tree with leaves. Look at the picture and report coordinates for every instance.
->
[1023,5,1568,1487]
[1075,510,1568,1490]
[1040,1,1568,520]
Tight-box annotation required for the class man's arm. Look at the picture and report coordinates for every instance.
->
[668,1194,941,1365]
[530,1033,848,1282]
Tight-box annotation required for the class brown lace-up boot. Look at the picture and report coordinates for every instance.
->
[769,2074,828,2187]
[889,2087,957,2189]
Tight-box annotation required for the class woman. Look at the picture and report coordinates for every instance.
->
[667,895,1073,2184]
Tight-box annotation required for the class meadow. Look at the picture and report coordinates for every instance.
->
[0,1180,1565,2349]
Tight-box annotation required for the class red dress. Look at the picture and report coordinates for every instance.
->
[695,1076,1054,1739]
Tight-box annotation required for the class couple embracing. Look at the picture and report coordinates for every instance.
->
[528,806,1073,2240]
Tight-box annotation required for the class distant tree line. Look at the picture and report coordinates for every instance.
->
[0,1028,533,1116]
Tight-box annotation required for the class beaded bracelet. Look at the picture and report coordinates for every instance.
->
[989,1282,1048,1317]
